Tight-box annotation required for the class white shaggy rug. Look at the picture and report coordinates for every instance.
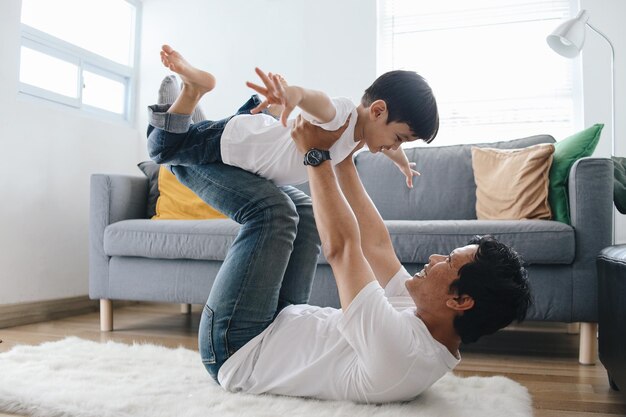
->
[0,337,533,417]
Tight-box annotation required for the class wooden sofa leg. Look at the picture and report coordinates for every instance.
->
[100,299,113,332]
[180,304,191,314]
[567,322,580,334]
[579,322,598,365]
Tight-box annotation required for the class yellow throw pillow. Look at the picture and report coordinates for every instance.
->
[471,144,555,220]
[153,166,227,220]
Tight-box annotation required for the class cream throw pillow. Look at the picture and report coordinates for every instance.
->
[471,143,555,220]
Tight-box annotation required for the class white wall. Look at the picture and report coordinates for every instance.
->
[2,0,623,306]
[0,1,143,304]
[137,0,377,159]
[580,0,626,243]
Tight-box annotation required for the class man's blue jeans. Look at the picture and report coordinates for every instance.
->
[146,101,321,383]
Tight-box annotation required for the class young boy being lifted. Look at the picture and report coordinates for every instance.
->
[148,45,439,188]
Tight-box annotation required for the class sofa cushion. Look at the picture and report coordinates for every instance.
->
[386,220,574,265]
[351,135,555,221]
[104,218,574,265]
[104,219,239,261]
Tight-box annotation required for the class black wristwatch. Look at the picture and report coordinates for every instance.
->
[303,148,331,166]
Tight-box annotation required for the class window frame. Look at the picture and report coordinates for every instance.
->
[18,0,141,125]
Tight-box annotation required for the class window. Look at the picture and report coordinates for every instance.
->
[378,0,580,146]
[19,0,139,122]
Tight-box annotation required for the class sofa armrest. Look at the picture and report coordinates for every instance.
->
[89,174,148,299]
[568,157,613,321]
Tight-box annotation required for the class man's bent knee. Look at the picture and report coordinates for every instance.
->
[238,192,300,229]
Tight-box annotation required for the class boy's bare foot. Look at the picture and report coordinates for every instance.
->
[160,45,216,95]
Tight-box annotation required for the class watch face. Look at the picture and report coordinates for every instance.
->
[307,149,323,165]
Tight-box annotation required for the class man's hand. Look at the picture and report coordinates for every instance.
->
[291,114,351,154]
[246,68,303,127]
[381,147,421,188]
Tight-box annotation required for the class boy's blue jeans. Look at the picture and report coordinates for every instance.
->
[147,95,262,166]
[146,97,321,383]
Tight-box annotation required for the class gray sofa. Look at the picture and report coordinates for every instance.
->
[90,135,613,364]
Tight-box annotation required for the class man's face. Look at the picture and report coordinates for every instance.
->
[405,245,478,317]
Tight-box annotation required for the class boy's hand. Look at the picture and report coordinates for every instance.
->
[381,148,421,188]
[399,161,421,188]
[246,68,303,127]
[291,114,351,154]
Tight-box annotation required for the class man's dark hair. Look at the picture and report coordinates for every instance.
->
[450,235,532,344]
[361,70,439,143]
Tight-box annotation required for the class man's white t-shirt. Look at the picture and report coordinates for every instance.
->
[217,266,460,404]
[220,97,359,186]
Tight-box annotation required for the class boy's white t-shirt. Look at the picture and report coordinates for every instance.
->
[217,266,460,404]
[220,97,359,186]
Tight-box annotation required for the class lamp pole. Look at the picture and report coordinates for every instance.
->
[586,23,615,158]
[586,22,616,244]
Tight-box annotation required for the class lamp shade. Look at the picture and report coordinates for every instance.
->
[547,9,589,58]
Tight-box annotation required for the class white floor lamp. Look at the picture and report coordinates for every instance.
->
[547,9,616,244]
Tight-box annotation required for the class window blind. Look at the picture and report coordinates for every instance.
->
[378,0,579,146]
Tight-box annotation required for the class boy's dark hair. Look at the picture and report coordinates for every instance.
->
[361,70,439,143]
[450,235,532,344]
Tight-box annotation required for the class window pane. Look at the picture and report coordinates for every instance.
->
[20,46,79,98]
[21,0,135,66]
[83,71,126,114]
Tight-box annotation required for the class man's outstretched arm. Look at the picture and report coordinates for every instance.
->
[334,153,402,288]
[291,116,376,310]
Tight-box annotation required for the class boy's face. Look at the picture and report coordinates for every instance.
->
[362,101,418,153]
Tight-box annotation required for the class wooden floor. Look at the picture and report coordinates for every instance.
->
[0,302,625,417]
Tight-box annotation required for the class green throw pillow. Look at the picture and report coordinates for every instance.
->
[548,124,604,224]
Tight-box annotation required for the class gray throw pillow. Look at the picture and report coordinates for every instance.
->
[613,156,626,215]
[137,161,160,218]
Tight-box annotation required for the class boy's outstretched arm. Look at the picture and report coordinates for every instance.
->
[246,68,336,127]
[291,116,375,310]
[381,147,421,188]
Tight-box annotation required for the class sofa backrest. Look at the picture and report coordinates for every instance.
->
[354,135,555,220]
